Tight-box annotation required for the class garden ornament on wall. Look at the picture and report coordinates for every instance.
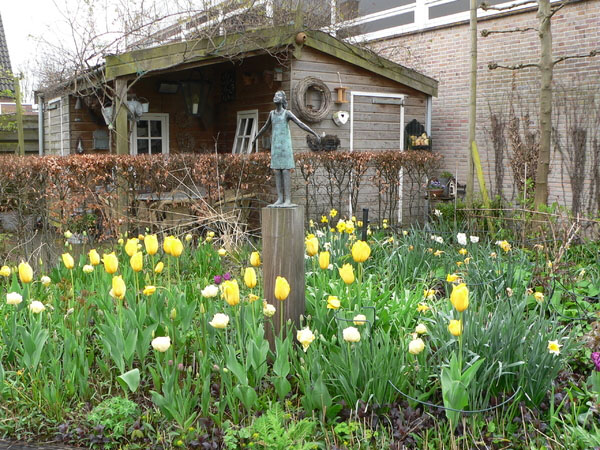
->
[253,90,321,207]
[332,111,349,126]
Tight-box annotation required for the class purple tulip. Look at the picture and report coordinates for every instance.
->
[592,352,600,371]
[214,275,222,285]
[223,272,232,281]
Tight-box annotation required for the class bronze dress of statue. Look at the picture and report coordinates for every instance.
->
[254,90,320,207]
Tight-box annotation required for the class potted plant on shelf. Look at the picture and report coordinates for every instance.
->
[427,179,444,198]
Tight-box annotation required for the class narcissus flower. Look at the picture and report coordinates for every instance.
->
[353,314,367,325]
[415,324,428,335]
[338,264,355,284]
[408,338,425,355]
[64,230,73,239]
[248,294,260,303]
[336,220,346,233]
[40,275,51,286]
[496,240,511,253]
[448,319,462,336]
[327,296,341,309]
[547,340,561,355]
[103,252,119,274]
[151,336,171,352]
[296,328,315,352]
[450,283,469,312]
[434,250,444,257]
[458,248,468,256]
[417,303,430,312]
[6,292,23,305]
[144,234,159,255]
[329,208,338,218]
[130,252,143,272]
[0,265,10,277]
[321,215,328,223]
[29,300,45,314]
[351,240,371,263]
[534,292,545,303]
[244,267,257,289]
[88,249,101,266]
[275,276,291,301]
[470,235,480,243]
[18,261,33,283]
[319,251,330,270]
[456,233,467,246]
[143,285,156,296]
[221,279,240,306]
[185,233,193,242]
[446,273,459,283]
[263,301,276,317]
[423,289,436,300]
[343,326,361,343]
[201,284,219,298]
[125,238,140,257]
[82,264,94,274]
[154,261,164,273]
[250,251,261,267]
[305,236,319,256]
[209,313,230,329]
[112,275,126,300]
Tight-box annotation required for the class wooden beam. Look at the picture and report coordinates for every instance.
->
[115,78,129,155]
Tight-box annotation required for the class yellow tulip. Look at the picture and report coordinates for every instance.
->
[296,327,315,352]
[244,267,257,289]
[0,265,11,277]
[318,251,330,270]
[163,235,175,255]
[274,276,290,301]
[102,252,119,274]
[88,249,101,266]
[154,261,164,273]
[221,279,240,306]
[338,263,355,284]
[450,283,469,312]
[62,253,75,270]
[351,240,371,263]
[124,238,139,257]
[305,236,319,257]
[170,238,183,257]
[327,295,341,309]
[130,251,143,272]
[18,261,33,284]
[250,251,261,267]
[112,275,126,300]
[448,319,462,336]
[143,285,156,296]
[145,234,159,255]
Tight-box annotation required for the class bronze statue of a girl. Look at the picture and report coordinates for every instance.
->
[253,90,320,207]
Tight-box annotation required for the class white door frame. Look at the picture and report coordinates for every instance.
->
[349,91,406,223]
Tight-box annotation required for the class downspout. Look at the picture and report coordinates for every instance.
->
[425,95,432,135]
[37,94,44,156]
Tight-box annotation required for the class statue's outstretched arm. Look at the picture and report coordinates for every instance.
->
[253,113,272,144]
[287,111,320,141]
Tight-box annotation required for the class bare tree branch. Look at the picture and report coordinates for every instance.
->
[488,62,540,70]
[480,0,537,12]
[548,0,570,18]
[553,49,599,66]
[481,27,536,37]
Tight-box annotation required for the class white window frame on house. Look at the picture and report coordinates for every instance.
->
[232,109,258,154]
[131,113,170,155]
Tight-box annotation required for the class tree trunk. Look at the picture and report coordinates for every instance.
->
[466,0,477,207]
[534,0,552,208]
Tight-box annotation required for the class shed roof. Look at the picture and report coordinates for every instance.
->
[105,27,438,97]
[0,13,14,93]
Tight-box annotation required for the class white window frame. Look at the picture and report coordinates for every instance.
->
[232,109,258,154]
[131,113,170,155]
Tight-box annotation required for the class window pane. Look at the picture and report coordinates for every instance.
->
[150,120,162,137]
[429,0,504,19]
[238,118,247,135]
[137,139,149,154]
[137,120,148,137]
[151,139,163,154]
[337,11,413,38]
[338,0,414,21]
[245,117,254,135]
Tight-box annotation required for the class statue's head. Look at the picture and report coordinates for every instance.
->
[273,90,288,109]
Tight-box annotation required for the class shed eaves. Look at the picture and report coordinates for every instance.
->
[0,13,14,93]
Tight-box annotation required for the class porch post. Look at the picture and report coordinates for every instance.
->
[115,78,129,155]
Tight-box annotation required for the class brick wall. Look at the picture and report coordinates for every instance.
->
[373,0,600,214]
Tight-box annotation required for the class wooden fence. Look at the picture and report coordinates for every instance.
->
[0,114,38,154]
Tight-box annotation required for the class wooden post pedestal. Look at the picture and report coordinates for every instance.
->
[262,206,305,346]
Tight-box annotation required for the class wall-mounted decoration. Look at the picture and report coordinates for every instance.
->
[221,70,236,102]
[334,86,349,103]
[294,76,332,123]
[181,80,211,116]
[332,111,349,126]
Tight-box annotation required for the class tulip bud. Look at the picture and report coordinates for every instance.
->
[250,251,261,267]
[244,267,257,289]
[318,251,330,270]
[88,249,101,266]
[450,283,469,312]
[351,240,371,263]
[18,261,33,284]
[274,276,290,301]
